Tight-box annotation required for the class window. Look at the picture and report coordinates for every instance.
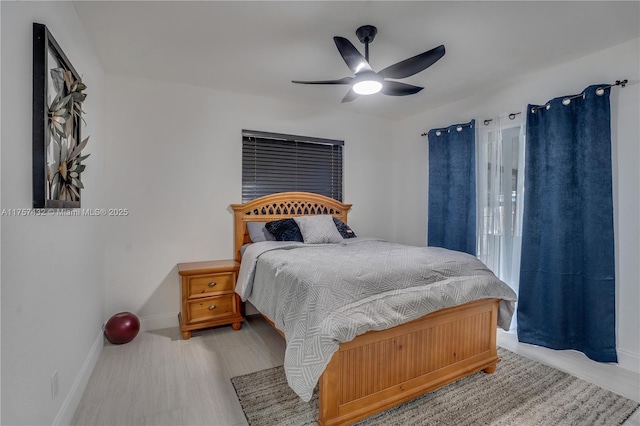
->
[476,117,525,306]
[242,130,344,202]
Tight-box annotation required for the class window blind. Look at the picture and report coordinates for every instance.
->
[242,130,343,202]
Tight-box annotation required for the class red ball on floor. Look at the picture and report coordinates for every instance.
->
[104,312,140,344]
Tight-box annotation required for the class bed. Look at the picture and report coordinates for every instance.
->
[231,192,516,426]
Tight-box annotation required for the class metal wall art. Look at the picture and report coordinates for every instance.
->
[33,23,90,208]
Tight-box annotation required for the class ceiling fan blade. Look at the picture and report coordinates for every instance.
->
[291,77,353,85]
[341,89,359,103]
[381,81,424,96]
[379,45,445,79]
[333,36,372,74]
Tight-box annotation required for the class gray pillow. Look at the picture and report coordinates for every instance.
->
[247,222,276,243]
[293,215,343,244]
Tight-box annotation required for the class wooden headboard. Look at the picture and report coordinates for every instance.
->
[230,192,352,262]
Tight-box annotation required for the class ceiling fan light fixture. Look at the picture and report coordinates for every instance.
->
[353,79,382,95]
[352,71,383,95]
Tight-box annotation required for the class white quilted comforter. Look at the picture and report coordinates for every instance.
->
[236,238,517,402]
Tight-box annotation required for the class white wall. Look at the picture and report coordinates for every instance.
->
[103,75,396,329]
[1,2,105,424]
[391,38,640,372]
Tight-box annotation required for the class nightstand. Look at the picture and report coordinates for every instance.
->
[177,260,243,339]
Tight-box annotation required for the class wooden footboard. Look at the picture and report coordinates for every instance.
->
[317,298,500,426]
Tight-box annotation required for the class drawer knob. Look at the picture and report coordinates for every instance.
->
[208,305,217,310]
[208,282,217,287]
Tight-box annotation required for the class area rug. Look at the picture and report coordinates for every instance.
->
[231,348,639,426]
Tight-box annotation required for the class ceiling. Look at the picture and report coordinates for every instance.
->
[73,1,639,121]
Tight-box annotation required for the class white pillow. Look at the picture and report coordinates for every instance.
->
[294,215,343,244]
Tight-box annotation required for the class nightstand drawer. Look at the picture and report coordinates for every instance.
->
[187,272,235,298]
[188,294,237,323]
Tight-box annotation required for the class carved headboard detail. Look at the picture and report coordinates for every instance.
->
[244,201,342,217]
[230,192,352,262]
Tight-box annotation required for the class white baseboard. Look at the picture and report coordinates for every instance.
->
[53,329,103,426]
[617,348,640,374]
[499,329,640,374]
[139,312,179,332]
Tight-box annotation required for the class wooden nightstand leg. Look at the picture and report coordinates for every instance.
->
[231,322,242,331]
[181,330,192,340]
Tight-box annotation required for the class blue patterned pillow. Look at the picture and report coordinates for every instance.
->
[265,219,304,242]
[333,217,357,238]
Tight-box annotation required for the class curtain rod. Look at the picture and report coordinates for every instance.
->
[530,79,627,113]
[420,79,628,136]
[482,112,521,126]
[421,121,474,137]
[420,113,519,136]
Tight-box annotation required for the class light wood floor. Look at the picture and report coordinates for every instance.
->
[72,315,640,426]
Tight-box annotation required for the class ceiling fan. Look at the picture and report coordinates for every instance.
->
[292,25,445,103]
